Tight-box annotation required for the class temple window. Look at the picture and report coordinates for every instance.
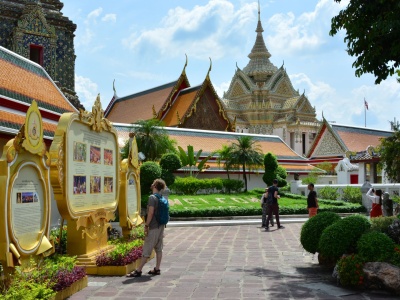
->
[29,45,43,66]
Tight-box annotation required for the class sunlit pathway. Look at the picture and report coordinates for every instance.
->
[69,223,396,299]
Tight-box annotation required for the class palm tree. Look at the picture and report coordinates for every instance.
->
[214,144,234,179]
[230,136,264,192]
[131,119,176,161]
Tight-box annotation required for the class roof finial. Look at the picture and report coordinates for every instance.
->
[206,57,212,79]
[113,79,117,96]
[258,0,261,22]
[182,53,188,75]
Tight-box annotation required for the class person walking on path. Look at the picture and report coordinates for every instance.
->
[366,187,383,218]
[265,179,284,230]
[127,178,166,277]
[261,188,274,227]
[307,183,318,218]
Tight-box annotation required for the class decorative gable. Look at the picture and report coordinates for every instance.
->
[231,82,246,97]
[275,80,294,96]
[314,129,345,156]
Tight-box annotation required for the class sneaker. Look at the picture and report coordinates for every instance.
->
[261,224,266,228]
[278,225,285,229]
[270,223,274,227]
[265,227,269,231]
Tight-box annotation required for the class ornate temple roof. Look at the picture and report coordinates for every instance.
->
[242,4,277,81]
[105,81,179,124]
[0,45,77,139]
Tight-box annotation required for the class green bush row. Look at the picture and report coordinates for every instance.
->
[171,177,244,195]
[170,203,365,218]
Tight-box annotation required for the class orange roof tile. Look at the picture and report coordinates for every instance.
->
[0,47,76,114]
[0,110,57,137]
[106,81,177,124]
[332,125,392,152]
[162,89,198,126]
[113,124,303,160]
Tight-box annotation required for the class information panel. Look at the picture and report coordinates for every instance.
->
[11,164,44,250]
[68,121,117,213]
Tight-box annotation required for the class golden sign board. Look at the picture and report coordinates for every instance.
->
[0,101,53,271]
[49,95,119,257]
[119,135,142,237]
[49,95,119,219]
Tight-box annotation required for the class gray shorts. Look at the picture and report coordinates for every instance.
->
[142,226,164,257]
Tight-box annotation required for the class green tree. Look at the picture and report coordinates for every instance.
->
[214,144,234,179]
[140,161,162,196]
[178,145,210,177]
[276,165,287,187]
[131,119,176,161]
[159,153,182,186]
[263,152,278,186]
[330,0,400,84]
[379,122,400,182]
[230,136,263,192]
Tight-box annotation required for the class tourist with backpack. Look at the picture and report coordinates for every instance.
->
[265,179,284,231]
[127,178,169,277]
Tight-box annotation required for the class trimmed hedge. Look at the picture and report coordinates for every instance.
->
[300,212,341,254]
[318,215,371,261]
[357,231,395,262]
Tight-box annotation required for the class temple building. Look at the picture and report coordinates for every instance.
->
[105,58,235,132]
[222,6,320,156]
[0,45,78,156]
[0,0,83,110]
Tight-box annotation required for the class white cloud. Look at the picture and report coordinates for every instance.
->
[266,0,349,55]
[102,14,116,23]
[75,75,99,110]
[87,8,103,23]
[122,0,258,60]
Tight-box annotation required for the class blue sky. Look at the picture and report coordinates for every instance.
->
[62,0,400,131]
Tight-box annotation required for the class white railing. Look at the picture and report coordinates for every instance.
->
[290,180,400,200]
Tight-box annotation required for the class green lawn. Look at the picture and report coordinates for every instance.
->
[167,192,366,218]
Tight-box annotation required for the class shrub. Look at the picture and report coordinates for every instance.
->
[172,176,202,195]
[391,245,400,267]
[319,186,339,200]
[342,186,362,203]
[50,225,67,254]
[357,231,395,262]
[370,216,397,234]
[337,254,365,287]
[300,212,341,254]
[318,215,371,261]
[222,179,244,194]
[161,169,175,187]
[140,161,162,193]
[159,153,182,172]
[387,219,400,244]
[96,240,143,266]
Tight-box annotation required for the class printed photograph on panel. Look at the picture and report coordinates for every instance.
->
[22,192,34,203]
[73,141,87,162]
[16,192,22,203]
[33,192,38,202]
[104,177,113,193]
[104,149,113,166]
[90,176,101,194]
[73,175,87,194]
[90,145,101,164]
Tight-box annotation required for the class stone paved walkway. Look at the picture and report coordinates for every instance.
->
[69,223,397,299]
